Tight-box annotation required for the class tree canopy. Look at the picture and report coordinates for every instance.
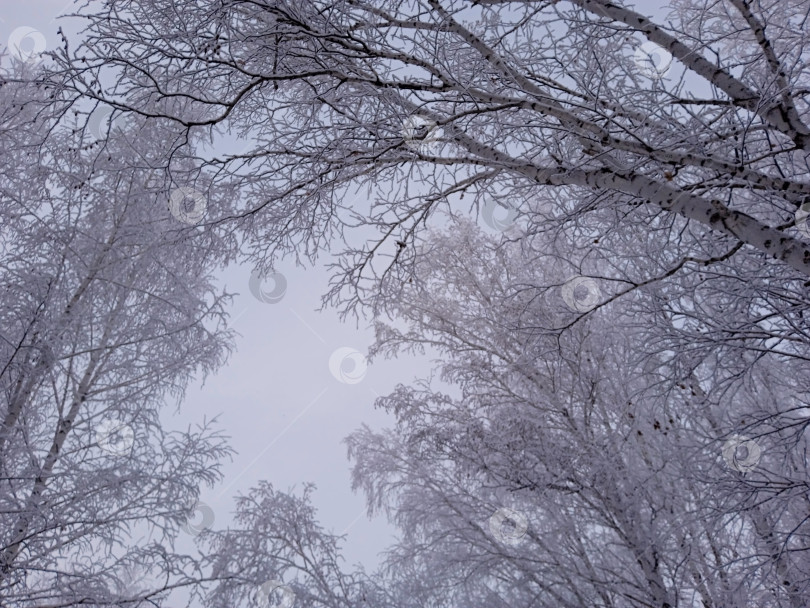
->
[2,0,809,606]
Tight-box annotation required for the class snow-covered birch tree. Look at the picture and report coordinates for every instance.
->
[197,482,377,608]
[49,0,810,296]
[47,0,810,421]
[346,215,810,607]
[0,63,237,607]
